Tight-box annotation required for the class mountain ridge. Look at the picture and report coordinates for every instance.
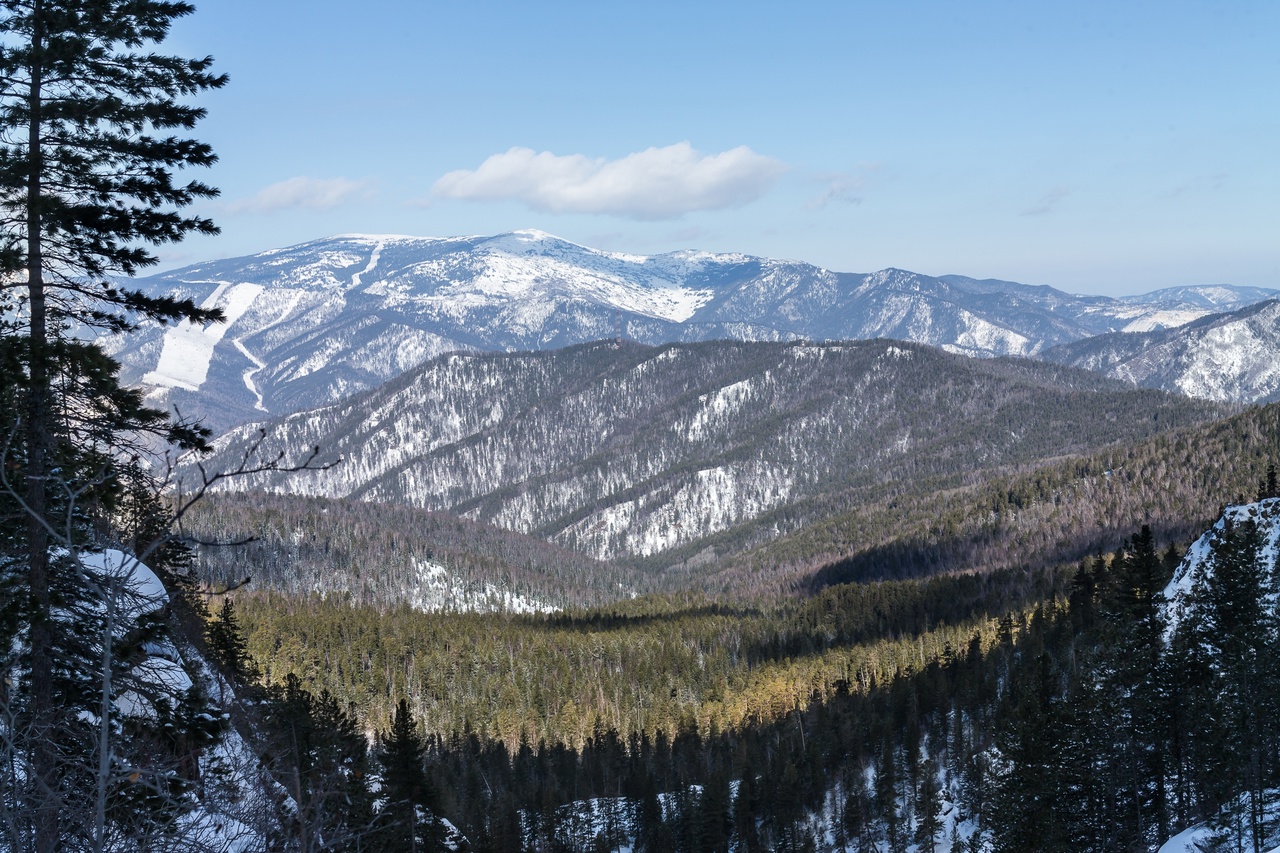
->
[102,230,1273,433]
[187,338,1228,565]
[1041,299,1280,403]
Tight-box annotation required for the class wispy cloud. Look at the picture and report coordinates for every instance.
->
[1021,187,1070,216]
[807,166,879,209]
[1171,172,1227,197]
[229,176,375,214]
[432,142,788,220]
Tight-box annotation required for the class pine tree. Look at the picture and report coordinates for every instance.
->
[206,596,255,682]
[379,697,445,852]
[0,1,225,849]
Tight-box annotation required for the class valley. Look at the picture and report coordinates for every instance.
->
[12,221,1280,851]
[157,234,1280,851]
[3,2,1274,849]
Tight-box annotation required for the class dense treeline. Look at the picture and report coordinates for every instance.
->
[408,510,1280,852]
[221,486,1280,851]
[232,566,1066,751]
[184,386,1280,851]
[193,339,1226,565]
[193,403,1280,613]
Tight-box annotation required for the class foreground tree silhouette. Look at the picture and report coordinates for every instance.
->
[0,1,226,849]
[379,698,446,852]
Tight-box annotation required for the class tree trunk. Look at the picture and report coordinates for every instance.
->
[23,3,57,850]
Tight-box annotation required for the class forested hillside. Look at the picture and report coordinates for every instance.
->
[702,401,1280,593]
[191,402,1280,610]
[190,339,1226,566]
[224,487,1280,852]
[186,493,631,610]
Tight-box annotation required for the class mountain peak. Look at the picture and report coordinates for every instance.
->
[479,229,583,255]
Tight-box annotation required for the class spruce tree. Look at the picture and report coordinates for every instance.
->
[913,750,943,853]
[379,698,445,852]
[206,596,255,682]
[1178,517,1280,850]
[0,1,225,849]
[1099,525,1171,848]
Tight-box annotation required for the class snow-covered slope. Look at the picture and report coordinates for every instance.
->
[186,339,1224,563]
[1121,284,1280,313]
[104,231,1262,432]
[1162,497,1280,636]
[1157,498,1280,852]
[1042,300,1280,404]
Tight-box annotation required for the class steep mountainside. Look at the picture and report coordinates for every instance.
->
[188,339,1226,564]
[704,401,1280,594]
[1163,496,1280,633]
[1041,300,1280,403]
[105,231,1255,432]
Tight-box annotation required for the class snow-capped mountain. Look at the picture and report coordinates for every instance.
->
[1121,283,1280,313]
[186,339,1224,563]
[1040,300,1280,404]
[104,230,1258,433]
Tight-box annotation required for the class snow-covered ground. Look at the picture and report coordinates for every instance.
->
[1162,497,1280,638]
[407,558,557,614]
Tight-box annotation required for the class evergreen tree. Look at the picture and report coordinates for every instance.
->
[206,596,255,682]
[261,675,376,851]
[913,750,943,853]
[1178,517,1280,850]
[379,697,445,852]
[1096,526,1172,848]
[697,768,733,853]
[990,650,1070,853]
[0,1,226,849]
[1256,463,1278,501]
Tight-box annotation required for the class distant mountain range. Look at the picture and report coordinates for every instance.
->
[102,230,1278,432]
[1042,299,1280,403]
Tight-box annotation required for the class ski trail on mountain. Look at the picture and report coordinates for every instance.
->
[350,241,383,288]
[143,282,262,391]
[232,291,304,412]
[233,340,268,411]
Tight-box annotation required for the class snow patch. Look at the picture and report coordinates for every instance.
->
[79,548,168,619]
[1121,308,1208,333]
[408,558,556,614]
[1162,498,1280,639]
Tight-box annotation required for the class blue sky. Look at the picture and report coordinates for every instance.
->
[164,0,1278,295]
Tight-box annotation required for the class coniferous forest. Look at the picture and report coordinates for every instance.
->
[209,487,1280,852]
[0,1,1279,852]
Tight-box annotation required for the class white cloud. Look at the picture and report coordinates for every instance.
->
[229,176,374,214]
[432,142,788,220]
